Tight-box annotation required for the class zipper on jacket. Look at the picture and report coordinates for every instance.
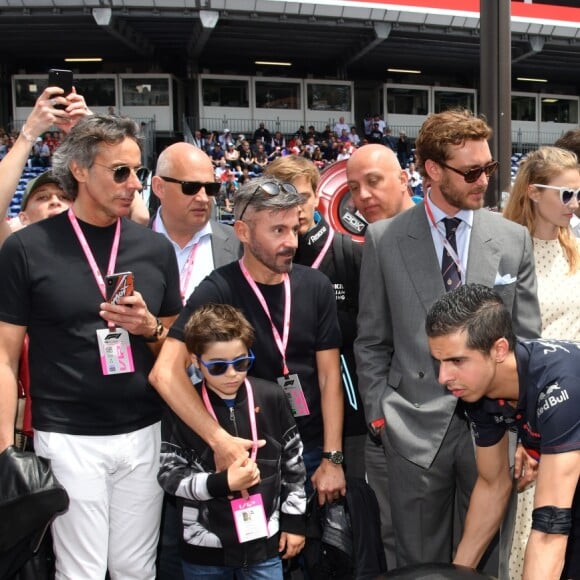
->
[229,407,239,437]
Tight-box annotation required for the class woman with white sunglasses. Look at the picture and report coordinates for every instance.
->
[504,145,580,580]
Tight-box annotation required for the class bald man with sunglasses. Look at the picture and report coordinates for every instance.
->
[151,143,241,302]
[354,109,541,573]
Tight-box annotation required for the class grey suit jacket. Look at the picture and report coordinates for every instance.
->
[354,202,541,469]
[210,221,242,268]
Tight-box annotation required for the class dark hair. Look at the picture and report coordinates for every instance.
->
[425,284,515,353]
[554,129,580,159]
[184,303,255,356]
[51,115,142,199]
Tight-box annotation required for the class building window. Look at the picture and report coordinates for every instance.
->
[255,81,300,109]
[202,79,249,108]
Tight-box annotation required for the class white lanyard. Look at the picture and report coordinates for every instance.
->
[424,195,465,281]
[238,258,291,376]
[202,378,258,461]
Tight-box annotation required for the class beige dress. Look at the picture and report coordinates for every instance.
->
[508,237,580,579]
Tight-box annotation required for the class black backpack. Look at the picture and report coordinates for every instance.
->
[303,477,387,580]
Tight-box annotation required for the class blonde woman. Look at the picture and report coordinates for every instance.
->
[504,145,580,580]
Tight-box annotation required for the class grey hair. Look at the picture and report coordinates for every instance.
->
[51,115,142,199]
[233,175,304,221]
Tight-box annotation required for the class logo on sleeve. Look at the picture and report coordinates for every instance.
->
[537,383,569,418]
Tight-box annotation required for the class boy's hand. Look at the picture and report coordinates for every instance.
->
[227,456,260,492]
[279,532,305,559]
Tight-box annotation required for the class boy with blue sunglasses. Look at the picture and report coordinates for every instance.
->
[158,303,307,579]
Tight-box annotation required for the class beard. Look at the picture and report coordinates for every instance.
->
[439,173,486,211]
[248,237,295,274]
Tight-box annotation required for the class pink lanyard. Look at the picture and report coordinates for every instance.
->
[179,243,199,305]
[202,378,258,461]
[424,195,464,280]
[311,228,335,270]
[67,208,121,300]
[239,258,291,376]
[152,218,199,305]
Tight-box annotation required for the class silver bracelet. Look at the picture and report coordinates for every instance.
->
[21,126,36,144]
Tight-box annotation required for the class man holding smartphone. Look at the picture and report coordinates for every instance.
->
[0,115,182,579]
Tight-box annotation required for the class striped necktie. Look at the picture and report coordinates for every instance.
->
[441,217,462,292]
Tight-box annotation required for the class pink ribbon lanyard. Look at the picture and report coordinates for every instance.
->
[202,378,258,461]
[311,228,335,270]
[68,208,121,300]
[424,196,464,280]
[179,242,199,305]
[239,258,291,376]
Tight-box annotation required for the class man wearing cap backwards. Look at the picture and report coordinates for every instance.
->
[17,170,73,226]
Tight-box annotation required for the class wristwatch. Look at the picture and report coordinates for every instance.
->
[144,317,164,343]
[321,450,344,465]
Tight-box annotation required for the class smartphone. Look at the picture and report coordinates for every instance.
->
[48,68,73,109]
[105,272,134,305]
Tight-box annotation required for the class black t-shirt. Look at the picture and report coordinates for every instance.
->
[168,261,341,447]
[466,340,580,459]
[0,211,182,435]
[294,215,366,436]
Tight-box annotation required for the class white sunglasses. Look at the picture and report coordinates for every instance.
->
[533,184,580,205]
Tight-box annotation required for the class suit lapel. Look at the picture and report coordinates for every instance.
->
[465,211,501,285]
[397,204,446,314]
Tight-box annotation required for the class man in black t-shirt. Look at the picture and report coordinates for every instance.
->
[265,155,366,479]
[150,175,346,506]
[0,115,182,579]
[426,284,580,580]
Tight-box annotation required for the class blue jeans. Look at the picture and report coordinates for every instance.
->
[182,556,282,579]
[302,445,322,497]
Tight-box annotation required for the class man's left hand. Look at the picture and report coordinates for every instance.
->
[311,461,346,505]
[514,444,539,491]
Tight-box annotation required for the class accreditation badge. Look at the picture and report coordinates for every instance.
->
[278,373,310,417]
[230,493,269,543]
[96,327,135,375]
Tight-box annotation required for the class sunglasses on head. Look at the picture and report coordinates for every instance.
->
[159,176,221,196]
[238,180,298,221]
[93,163,150,184]
[198,351,255,376]
[533,184,580,205]
[439,160,499,183]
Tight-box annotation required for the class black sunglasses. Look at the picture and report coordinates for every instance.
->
[533,184,580,205]
[238,181,298,221]
[198,351,255,376]
[159,176,221,196]
[93,163,150,184]
[439,160,499,184]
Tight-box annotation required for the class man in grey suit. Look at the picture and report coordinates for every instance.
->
[150,142,241,580]
[354,109,541,572]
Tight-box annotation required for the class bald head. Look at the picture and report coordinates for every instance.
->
[152,142,217,240]
[346,145,413,223]
[155,142,213,177]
